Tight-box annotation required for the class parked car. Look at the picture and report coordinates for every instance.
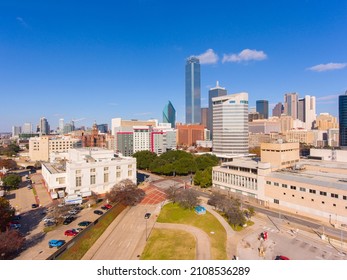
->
[10,223,21,229]
[103,204,112,209]
[48,239,65,248]
[74,227,84,232]
[11,215,21,221]
[144,213,151,219]
[78,221,91,227]
[27,185,33,189]
[68,210,78,215]
[64,229,78,236]
[44,221,56,227]
[31,203,39,208]
[63,216,75,225]
[93,210,103,215]
[74,206,83,211]
[43,217,56,223]
[275,255,290,260]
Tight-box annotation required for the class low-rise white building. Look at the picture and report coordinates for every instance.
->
[42,148,137,199]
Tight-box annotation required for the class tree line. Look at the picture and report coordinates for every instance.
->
[133,150,219,187]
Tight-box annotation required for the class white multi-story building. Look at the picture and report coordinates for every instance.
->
[42,148,137,198]
[29,136,82,161]
[212,92,249,156]
[22,123,33,134]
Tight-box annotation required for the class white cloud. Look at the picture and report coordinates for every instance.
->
[195,49,219,64]
[316,94,339,101]
[307,63,347,72]
[222,49,267,63]
[16,17,29,28]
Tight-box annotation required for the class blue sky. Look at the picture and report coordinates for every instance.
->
[1,0,346,132]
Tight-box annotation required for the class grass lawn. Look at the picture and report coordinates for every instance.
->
[57,204,126,260]
[141,228,196,260]
[157,203,227,260]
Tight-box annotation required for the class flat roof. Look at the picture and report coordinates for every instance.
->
[221,158,259,169]
[270,168,347,191]
[42,162,66,174]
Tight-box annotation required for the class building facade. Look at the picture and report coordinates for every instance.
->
[42,148,137,198]
[39,117,50,135]
[339,92,347,148]
[256,100,269,119]
[298,95,316,130]
[208,81,227,137]
[212,92,249,155]
[185,56,201,124]
[284,93,298,120]
[176,123,205,147]
[163,101,176,129]
[272,102,284,117]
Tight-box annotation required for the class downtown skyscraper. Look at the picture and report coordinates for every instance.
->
[163,100,176,128]
[208,81,227,138]
[339,91,347,148]
[185,57,201,124]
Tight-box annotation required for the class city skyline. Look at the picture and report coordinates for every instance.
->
[1,1,347,131]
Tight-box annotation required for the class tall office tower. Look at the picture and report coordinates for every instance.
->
[12,126,22,137]
[97,124,109,133]
[298,95,316,129]
[284,93,298,119]
[256,100,269,119]
[59,119,64,134]
[272,102,284,117]
[212,92,249,155]
[208,81,227,137]
[339,91,347,148]
[185,56,201,124]
[22,123,32,134]
[201,107,208,128]
[39,117,50,135]
[162,100,176,128]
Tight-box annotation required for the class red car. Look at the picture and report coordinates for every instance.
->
[103,204,112,209]
[275,255,290,260]
[64,229,78,237]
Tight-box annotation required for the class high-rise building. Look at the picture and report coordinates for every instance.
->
[272,102,284,117]
[298,95,316,129]
[208,81,227,137]
[12,126,22,137]
[256,100,269,119]
[185,56,201,124]
[162,101,176,128]
[339,91,347,148]
[176,123,205,147]
[22,123,32,134]
[315,113,338,130]
[39,117,50,135]
[97,124,109,133]
[59,119,64,134]
[212,92,249,155]
[201,107,208,128]
[284,93,298,119]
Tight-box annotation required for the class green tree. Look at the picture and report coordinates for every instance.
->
[225,208,247,228]
[195,154,219,170]
[174,157,197,175]
[194,167,212,188]
[0,197,15,231]
[133,151,157,170]
[2,174,21,190]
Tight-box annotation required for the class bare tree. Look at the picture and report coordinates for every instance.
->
[176,188,200,210]
[106,179,145,206]
[0,230,25,259]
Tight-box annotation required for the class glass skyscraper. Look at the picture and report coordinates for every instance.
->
[185,56,201,124]
[163,100,176,128]
[339,91,347,148]
[256,100,269,119]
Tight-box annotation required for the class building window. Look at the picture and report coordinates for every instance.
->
[322,201,325,204]
[274,182,279,186]
[90,174,96,185]
[274,199,279,204]
[331,193,338,199]
[128,165,132,169]
[282,184,287,188]
[90,168,96,173]
[309,189,316,194]
[299,187,306,192]
[104,173,109,183]
[76,170,81,175]
[292,194,295,197]
[320,191,327,196]
[104,167,109,171]
[266,181,271,185]
[56,177,66,184]
[76,177,82,187]
[290,186,296,190]
[116,171,121,178]
[128,170,132,177]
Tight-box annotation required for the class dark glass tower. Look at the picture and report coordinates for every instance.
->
[185,57,201,124]
[163,101,176,128]
[256,100,269,119]
[339,91,347,148]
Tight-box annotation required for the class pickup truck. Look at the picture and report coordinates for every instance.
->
[48,240,65,248]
